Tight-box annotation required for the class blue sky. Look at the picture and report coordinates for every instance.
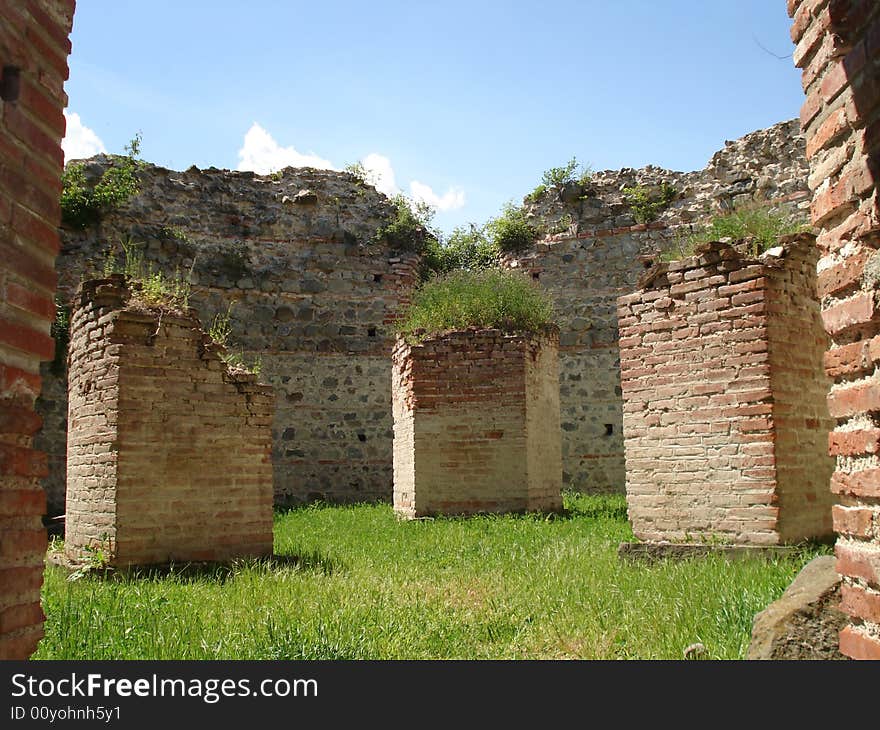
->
[62,1,804,234]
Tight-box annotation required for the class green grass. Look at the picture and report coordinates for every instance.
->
[34,495,828,660]
[662,204,811,262]
[396,268,556,342]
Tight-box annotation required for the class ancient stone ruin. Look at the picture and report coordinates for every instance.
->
[618,234,834,545]
[64,276,274,567]
[3,0,879,662]
[39,162,420,513]
[392,329,562,517]
[39,121,813,512]
[506,119,811,494]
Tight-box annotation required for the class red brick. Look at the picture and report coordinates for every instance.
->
[0,364,42,399]
[3,105,64,171]
[0,490,46,516]
[0,627,45,661]
[832,468,880,497]
[0,603,44,634]
[794,6,832,68]
[0,444,49,478]
[833,504,875,537]
[839,625,880,660]
[817,250,868,298]
[17,77,65,138]
[811,177,855,225]
[807,107,850,158]
[827,380,880,418]
[816,210,873,250]
[0,317,55,361]
[24,1,75,54]
[829,427,880,455]
[821,291,877,336]
[824,340,869,378]
[0,405,42,436]
[0,241,56,291]
[0,567,43,596]
[6,281,56,320]
[791,0,827,43]
[841,582,880,623]
[23,23,70,81]
[836,542,880,586]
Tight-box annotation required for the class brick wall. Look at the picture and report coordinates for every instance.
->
[0,0,74,660]
[789,0,880,658]
[618,235,834,544]
[391,330,562,517]
[40,162,420,510]
[64,276,274,566]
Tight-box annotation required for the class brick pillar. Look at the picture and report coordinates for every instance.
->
[392,330,563,517]
[0,1,75,660]
[789,0,880,658]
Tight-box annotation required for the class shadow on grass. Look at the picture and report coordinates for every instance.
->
[60,550,341,584]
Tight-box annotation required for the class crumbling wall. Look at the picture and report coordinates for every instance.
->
[65,277,274,566]
[506,120,812,494]
[391,330,562,517]
[618,235,834,544]
[525,119,811,236]
[790,0,880,659]
[40,163,420,510]
[0,0,74,659]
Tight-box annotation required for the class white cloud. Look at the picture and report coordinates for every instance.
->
[235,126,466,213]
[237,122,335,174]
[360,153,399,197]
[62,111,106,162]
[409,180,466,212]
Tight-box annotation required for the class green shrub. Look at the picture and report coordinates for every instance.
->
[208,302,262,375]
[420,223,499,277]
[623,182,677,224]
[61,133,143,229]
[396,268,555,341]
[486,203,537,253]
[103,236,192,311]
[664,204,812,261]
[375,194,436,252]
[527,157,592,202]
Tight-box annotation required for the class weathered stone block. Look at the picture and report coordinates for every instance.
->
[748,556,847,660]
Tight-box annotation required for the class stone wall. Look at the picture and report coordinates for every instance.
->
[506,227,664,492]
[789,0,880,659]
[525,119,811,237]
[0,0,74,660]
[65,276,274,566]
[506,121,812,494]
[40,162,420,511]
[618,235,834,544]
[391,330,562,517]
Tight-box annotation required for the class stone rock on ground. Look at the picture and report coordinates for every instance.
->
[748,555,847,660]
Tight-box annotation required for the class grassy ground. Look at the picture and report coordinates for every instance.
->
[34,494,829,660]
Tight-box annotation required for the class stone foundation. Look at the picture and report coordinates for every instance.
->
[618,234,835,545]
[65,276,274,567]
[391,329,562,518]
